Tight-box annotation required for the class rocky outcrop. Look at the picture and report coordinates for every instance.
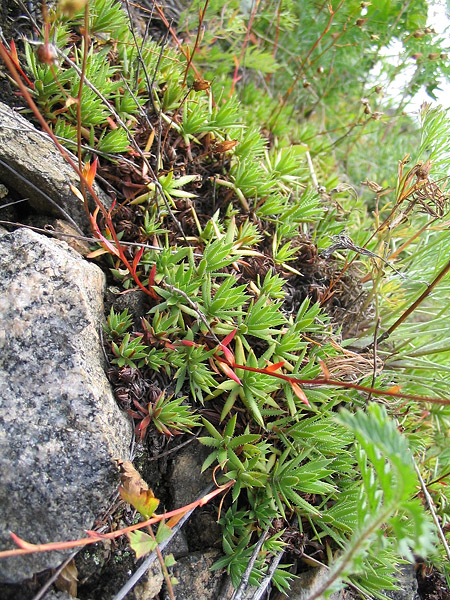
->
[0,102,111,233]
[0,228,132,583]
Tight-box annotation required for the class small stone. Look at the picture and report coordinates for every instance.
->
[170,444,214,509]
[106,287,150,325]
[168,550,225,600]
[285,567,345,600]
[164,530,189,559]
[384,563,421,600]
[133,562,164,600]
[53,219,92,256]
[169,444,221,549]
[41,591,78,600]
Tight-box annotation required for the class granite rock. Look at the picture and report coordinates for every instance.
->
[281,567,345,600]
[0,228,132,583]
[0,102,111,232]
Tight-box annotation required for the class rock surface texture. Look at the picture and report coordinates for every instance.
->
[384,564,421,600]
[0,101,111,232]
[277,567,345,600]
[0,228,132,583]
[168,550,226,600]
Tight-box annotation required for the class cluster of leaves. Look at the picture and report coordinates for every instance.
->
[24,0,186,155]
[14,0,450,597]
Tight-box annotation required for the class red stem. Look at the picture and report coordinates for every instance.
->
[0,482,234,558]
[231,363,450,405]
[182,0,210,86]
[0,44,155,298]
[230,0,261,96]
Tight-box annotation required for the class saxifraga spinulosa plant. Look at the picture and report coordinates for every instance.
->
[1,0,449,597]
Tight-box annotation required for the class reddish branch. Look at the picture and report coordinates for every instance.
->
[230,362,450,405]
[182,0,210,86]
[0,482,234,559]
[0,44,158,299]
[229,0,261,96]
[271,0,345,125]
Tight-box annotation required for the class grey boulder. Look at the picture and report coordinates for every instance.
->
[0,228,132,583]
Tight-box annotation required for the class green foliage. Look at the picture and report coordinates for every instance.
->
[24,0,185,156]
[96,128,129,154]
[170,342,217,403]
[111,333,148,368]
[316,404,437,596]
[103,307,133,338]
[145,393,201,437]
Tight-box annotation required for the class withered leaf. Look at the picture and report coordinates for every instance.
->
[212,140,238,154]
[193,78,211,91]
[55,559,78,597]
[115,459,160,519]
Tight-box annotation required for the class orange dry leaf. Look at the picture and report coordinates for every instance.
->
[193,78,211,91]
[115,459,160,519]
[167,511,188,528]
[82,156,98,187]
[291,382,310,407]
[213,140,238,153]
[9,40,19,65]
[264,361,285,373]
[318,359,330,379]
[386,385,401,394]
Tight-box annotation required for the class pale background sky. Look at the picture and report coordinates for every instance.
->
[367,2,449,117]
[408,0,450,112]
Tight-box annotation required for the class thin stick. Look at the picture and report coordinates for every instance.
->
[119,74,154,130]
[0,197,29,210]
[55,48,153,167]
[76,2,90,208]
[147,433,199,461]
[31,550,80,600]
[306,150,319,191]
[164,284,221,344]
[231,525,270,600]
[110,483,214,600]
[124,0,157,115]
[377,256,450,345]
[368,317,380,402]
[0,221,203,257]
[248,548,284,600]
[0,159,83,234]
[413,460,450,562]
